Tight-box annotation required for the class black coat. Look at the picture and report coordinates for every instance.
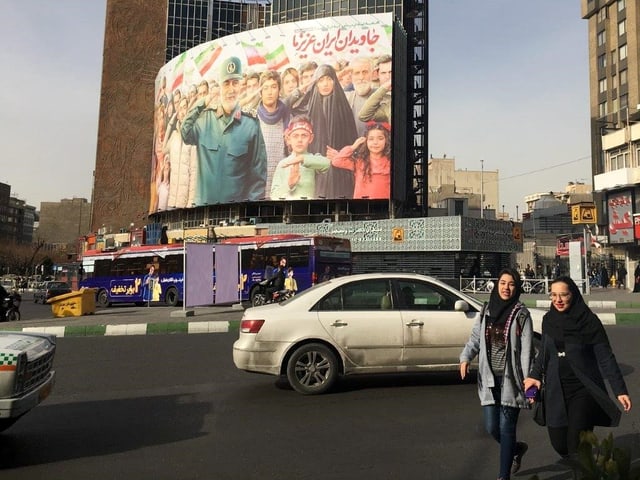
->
[530,331,627,428]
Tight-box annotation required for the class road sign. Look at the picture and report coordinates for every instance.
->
[571,204,597,225]
[392,227,404,242]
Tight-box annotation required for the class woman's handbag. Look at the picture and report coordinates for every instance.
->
[532,384,546,426]
[532,339,546,426]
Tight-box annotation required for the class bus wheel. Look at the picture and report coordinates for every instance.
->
[165,287,179,307]
[96,289,110,308]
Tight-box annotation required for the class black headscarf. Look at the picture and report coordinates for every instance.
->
[291,64,358,198]
[543,275,607,344]
[487,267,523,324]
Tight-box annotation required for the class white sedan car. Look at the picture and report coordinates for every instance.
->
[233,273,543,395]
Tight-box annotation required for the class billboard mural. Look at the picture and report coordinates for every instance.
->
[150,13,394,213]
[608,191,633,244]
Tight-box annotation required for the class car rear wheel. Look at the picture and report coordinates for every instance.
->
[96,289,110,308]
[286,343,338,395]
[165,287,179,307]
[7,310,20,322]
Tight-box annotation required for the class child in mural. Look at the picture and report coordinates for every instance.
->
[270,115,330,200]
[327,121,391,199]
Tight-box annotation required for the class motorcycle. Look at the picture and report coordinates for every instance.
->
[250,279,295,307]
[1,291,22,322]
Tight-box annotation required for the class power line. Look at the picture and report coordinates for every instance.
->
[500,155,591,182]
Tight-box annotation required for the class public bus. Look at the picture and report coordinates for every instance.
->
[79,234,351,307]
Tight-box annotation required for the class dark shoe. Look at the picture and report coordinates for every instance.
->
[512,441,528,474]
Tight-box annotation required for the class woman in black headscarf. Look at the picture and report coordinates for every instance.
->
[291,64,358,199]
[524,276,632,459]
[460,267,533,479]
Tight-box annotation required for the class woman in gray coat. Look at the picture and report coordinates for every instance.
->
[460,267,534,480]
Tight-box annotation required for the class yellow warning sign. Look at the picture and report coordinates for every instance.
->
[571,204,597,225]
[392,227,404,242]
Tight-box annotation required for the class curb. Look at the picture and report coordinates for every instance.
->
[521,300,640,326]
[1,320,239,337]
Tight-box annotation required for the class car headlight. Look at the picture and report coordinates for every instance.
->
[13,352,28,395]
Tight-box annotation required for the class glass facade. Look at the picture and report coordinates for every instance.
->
[166,0,271,62]
[269,0,403,21]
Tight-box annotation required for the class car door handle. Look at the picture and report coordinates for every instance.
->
[331,321,348,327]
[405,320,424,327]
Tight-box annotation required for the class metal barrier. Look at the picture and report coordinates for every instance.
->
[459,277,550,294]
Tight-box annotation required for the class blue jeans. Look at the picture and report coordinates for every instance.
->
[483,382,521,479]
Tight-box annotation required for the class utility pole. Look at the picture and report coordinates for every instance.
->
[480,159,484,219]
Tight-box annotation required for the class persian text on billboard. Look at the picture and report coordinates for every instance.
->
[608,191,633,244]
[150,13,394,213]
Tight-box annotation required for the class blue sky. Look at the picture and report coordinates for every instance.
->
[429,1,590,218]
[0,1,590,219]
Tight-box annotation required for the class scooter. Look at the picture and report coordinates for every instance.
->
[1,291,21,322]
[250,279,295,307]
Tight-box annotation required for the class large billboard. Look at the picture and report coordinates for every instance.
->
[607,191,633,244]
[150,13,394,213]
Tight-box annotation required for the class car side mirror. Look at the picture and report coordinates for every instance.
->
[454,300,469,312]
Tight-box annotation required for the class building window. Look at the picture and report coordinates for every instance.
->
[598,53,607,69]
[620,93,628,110]
[618,0,625,12]
[597,7,607,22]
[618,20,626,36]
[619,44,627,61]
[599,101,608,117]
[597,30,606,46]
[620,68,627,85]
[599,78,608,93]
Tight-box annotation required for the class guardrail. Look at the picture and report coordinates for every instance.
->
[459,277,551,294]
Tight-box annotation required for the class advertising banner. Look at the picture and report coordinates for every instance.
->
[151,13,394,213]
[607,191,633,244]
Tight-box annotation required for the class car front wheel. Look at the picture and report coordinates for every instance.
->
[286,343,339,395]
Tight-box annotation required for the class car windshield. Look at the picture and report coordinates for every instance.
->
[279,279,336,305]
[48,282,68,288]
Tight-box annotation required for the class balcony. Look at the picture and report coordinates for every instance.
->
[593,167,640,191]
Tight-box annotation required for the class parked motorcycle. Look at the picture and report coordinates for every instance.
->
[250,279,295,307]
[1,291,21,322]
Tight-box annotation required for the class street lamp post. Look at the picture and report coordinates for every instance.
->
[480,159,484,219]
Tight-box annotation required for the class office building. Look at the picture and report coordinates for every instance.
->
[92,0,425,233]
[582,0,640,264]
